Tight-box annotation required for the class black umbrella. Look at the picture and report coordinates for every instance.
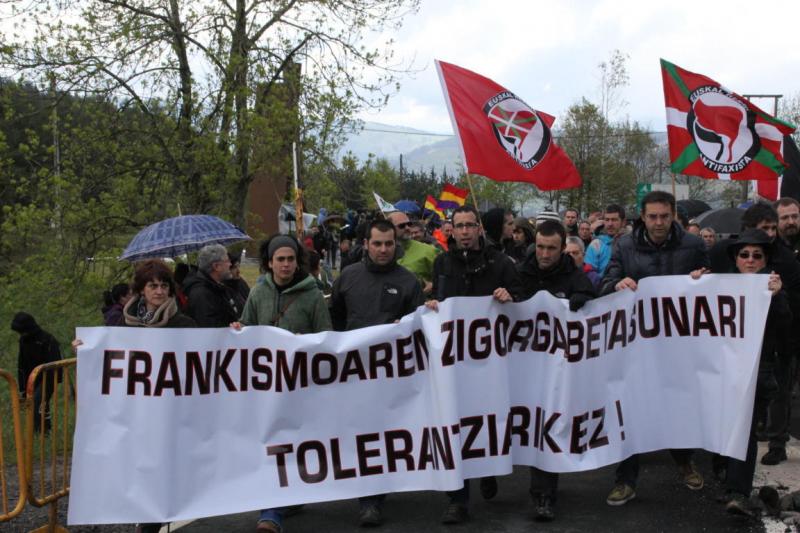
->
[677,199,712,219]
[694,207,744,235]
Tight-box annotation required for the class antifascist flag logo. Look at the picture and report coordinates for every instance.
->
[484,92,551,170]
[687,86,759,174]
[661,58,796,181]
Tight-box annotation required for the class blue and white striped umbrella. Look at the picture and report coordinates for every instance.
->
[120,214,251,261]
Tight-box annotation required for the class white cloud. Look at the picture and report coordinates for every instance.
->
[360,0,800,132]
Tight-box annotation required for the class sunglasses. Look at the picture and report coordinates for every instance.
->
[737,251,764,260]
[395,222,412,229]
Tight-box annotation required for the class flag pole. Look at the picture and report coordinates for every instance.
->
[293,142,304,240]
[464,173,486,231]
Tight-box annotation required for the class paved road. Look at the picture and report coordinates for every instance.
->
[179,451,765,533]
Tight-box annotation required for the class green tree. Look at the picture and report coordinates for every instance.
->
[1,0,420,224]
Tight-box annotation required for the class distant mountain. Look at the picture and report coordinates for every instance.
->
[338,121,670,176]
[338,121,452,166]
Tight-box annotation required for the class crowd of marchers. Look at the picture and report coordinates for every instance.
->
[18,191,799,532]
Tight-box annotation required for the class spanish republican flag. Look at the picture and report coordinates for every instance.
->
[661,59,795,181]
[438,183,468,209]
[424,195,445,219]
[436,60,581,190]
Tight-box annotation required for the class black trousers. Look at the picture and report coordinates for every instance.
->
[615,449,693,488]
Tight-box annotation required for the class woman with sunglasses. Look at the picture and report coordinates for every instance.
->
[692,228,788,515]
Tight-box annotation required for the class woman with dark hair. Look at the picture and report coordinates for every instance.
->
[692,229,789,515]
[234,234,330,532]
[122,260,196,328]
[74,259,195,533]
[509,216,535,262]
[102,283,132,326]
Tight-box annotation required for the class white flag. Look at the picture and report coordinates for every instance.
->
[373,191,397,213]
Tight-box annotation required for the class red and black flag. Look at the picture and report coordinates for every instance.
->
[436,60,581,191]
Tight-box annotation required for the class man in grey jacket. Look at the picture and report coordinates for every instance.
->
[329,218,424,526]
[601,190,709,506]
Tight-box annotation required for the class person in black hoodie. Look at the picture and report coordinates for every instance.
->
[481,207,516,258]
[11,312,62,432]
[183,244,241,327]
[426,205,522,525]
[516,219,595,521]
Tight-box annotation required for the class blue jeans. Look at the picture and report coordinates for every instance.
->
[259,508,283,528]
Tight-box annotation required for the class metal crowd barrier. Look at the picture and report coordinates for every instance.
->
[24,358,76,533]
[0,369,27,522]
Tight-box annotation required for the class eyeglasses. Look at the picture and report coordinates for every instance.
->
[454,222,480,229]
[737,251,764,260]
[395,222,412,229]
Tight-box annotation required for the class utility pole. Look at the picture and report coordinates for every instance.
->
[399,154,404,179]
[50,73,61,234]
[742,93,782,202]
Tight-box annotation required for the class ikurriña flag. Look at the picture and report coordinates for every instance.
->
[438,183,468,210]
[661,59,796,181]
[436,60,581,191]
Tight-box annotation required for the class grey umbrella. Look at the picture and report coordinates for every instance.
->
[694,207,744,235]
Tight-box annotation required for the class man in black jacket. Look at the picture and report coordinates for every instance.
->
[516,220,595,520]
[601,191,708,506]
[330,219,424,526]
[183,244,241,327]
[11,312,62,432]
[518,220,596,306]
[426,205,522,525]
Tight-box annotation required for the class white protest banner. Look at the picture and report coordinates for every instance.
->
[68,274,770,525]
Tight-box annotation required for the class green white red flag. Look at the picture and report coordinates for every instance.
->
[661,59,795,181]
[436,60,581,191]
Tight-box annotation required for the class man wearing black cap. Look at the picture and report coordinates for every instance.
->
[11,312,62,432]
[601,190,708,506]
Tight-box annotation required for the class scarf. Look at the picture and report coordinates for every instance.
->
[123,296,178,328]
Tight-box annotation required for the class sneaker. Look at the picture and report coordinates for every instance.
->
[256,520,281,533]
[760,448,787,466]
[480,476,498,500]
[534,495,555,521]
[440,503,468,524]
[358,505,383,527]
[725,493,753,517]
[606,483,636,506]
[678,462,704,490]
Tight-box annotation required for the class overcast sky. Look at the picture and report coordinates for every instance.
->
[357,0,800,134]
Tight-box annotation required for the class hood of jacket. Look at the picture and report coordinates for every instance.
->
[261,271,318,295]
[11,312,40,335]
[519,252,576,279]
[183,269,229,296]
